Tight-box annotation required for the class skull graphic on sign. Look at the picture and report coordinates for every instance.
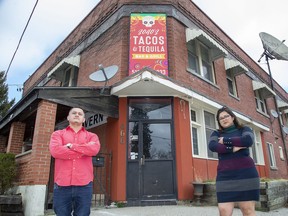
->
[142,16,155,27]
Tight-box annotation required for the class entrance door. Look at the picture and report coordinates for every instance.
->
[127,98,176,203]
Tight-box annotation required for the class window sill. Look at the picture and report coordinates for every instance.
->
[256,109,270,118]
[193,155,219,161]
[229,93,240,101]
[187,68,219,89]
[16,150,32,158]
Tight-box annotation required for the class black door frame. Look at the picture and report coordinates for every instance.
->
[126,97,177,205]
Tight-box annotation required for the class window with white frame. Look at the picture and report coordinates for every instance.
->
[191,110,200,156]
[191,108,214,158]
[187,40,215,83]
[267,142,277,168]
[204,111,218,159]
[254,90,267,114]
[61,66,78,87]
[249,129,264,165]
[279,146,284,160]
[226,69,238,97]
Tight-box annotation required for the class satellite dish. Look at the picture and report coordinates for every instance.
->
[283,126,288,135]
[89,65,118,82]
[259,32,288,61]
[270,109,279,118]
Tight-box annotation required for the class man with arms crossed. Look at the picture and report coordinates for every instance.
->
[50,107,101,216]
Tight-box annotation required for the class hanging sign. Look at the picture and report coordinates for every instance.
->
[84,113,107,129]
[129,13,168,76]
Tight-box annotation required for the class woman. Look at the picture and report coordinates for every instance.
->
[209,106,259,216]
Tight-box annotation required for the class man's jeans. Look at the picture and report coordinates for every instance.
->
[53,182,93,216]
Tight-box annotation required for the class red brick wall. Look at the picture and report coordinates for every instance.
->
[78,18,129,87]
[0,135,7,153]
[16,153,33,185]
[16,101,57,185]
[7,122,25,154]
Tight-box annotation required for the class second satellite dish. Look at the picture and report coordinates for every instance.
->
[89,65,118,82]
[283,126,288,135]
[270,109,279,118]
[259,32,288,61]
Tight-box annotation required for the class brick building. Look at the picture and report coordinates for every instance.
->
[0,0,288,215]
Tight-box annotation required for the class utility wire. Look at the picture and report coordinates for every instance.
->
[4,0,39,79]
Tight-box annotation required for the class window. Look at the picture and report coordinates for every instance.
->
[255,90,267,114]
[187,40,215,83]
[190,108,217,159]
[285,112,288,126]
[226,69,238,97]
[61,66,78,87]
[204,111,217,159]
[190,109,207,157]
[279,146,284,160]
[191,110,200,155]
[249,130,264,165]
[267,143,277,168]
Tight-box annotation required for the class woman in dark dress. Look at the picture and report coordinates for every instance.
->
[209,106,260,216]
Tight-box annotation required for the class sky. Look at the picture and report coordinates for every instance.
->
[0,0,287,103]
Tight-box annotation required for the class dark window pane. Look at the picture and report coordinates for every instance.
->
[227,79,234,94]
[192,127,199,155]
[191,110,196,122]
[144,123,172,159]
[202,61,212,81]
[129,98,172,120]
[188,52,199,74]
[128,122,139,160]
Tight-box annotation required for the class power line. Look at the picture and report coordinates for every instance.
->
[8,84,23,92]
[4,0,39,79]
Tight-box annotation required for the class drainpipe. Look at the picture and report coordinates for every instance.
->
[266,54,288,166]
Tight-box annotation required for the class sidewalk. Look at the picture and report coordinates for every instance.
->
[90,205,288,216]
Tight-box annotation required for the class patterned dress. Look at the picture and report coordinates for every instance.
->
[209,125,260,203]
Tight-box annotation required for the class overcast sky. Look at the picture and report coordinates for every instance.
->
[1,0,287,103]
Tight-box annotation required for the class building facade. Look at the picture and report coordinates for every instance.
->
[0,0,288,215]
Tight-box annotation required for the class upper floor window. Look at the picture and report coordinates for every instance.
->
[187,40,215,83]
[254,90,267,114]
[279,146,285,160]
[285,112,288,126]
[252,80,275,115]
[47,55,80,87]
[226,69,238,97]
[61,66,78,87]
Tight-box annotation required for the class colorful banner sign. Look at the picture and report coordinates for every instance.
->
[129,13,168,76]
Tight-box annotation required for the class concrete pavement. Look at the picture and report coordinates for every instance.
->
[90,205,288,216]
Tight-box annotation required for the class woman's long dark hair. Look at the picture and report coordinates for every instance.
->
[216,106,243,130]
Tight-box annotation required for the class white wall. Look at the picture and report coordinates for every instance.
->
[16,185,47,216]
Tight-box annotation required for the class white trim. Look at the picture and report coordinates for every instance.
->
[47,55,80,78]
[186,28,228,58]
[111,70,270,131]
[277,98,288,111]
[252,80,276,98]
[111,70,194,98]
[224,57,248,76]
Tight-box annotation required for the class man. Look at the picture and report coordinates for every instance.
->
[49,107,101,216]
